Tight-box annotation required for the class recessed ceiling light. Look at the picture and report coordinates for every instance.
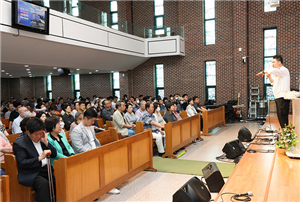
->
[26,68,30,71]
[89,72,92,74]
[24,65,29,67]
[95,70,98,72]
[1,70,5,72]
[28,71,31,73]
[53,67,57,69]
[76,69,80,71]
[6,73,9,75]
[111,71,114,73]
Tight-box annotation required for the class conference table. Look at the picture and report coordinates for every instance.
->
[214,115,300,202]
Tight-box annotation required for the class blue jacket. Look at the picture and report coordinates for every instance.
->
[47,132,75,166]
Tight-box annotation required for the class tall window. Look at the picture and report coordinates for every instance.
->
[43,0,50,7]
[204,0,215,45]
[71,0,79,16]
[264,0,277,12]
[205,61,216,101]
[112,72,120,99]
[154,0,164,35]
[101,11,108,27]
[46,75,52,99]
[110,1,118,30]
[155,64,164,99]
[263,28,277,100]
[73,74,80,100]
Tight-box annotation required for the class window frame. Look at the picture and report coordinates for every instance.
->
[155,64,164,98]
[205,61,216,102]
[263,27,277,100]
[46,75,52,99]
[73,74,80,100]
[204,0,216,45]
[110,0,118,30]
[154,0,164,36]
[112,72,120,100]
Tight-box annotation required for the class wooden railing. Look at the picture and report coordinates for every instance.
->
[0,175,10,202]
[6,133,19,145]
[54,129,156,202]
[179,110,188,119]
[95,127,118,145]
[201,106,226,136]
[163,113,202,159]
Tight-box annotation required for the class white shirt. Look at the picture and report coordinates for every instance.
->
[85,126,96,149]
[4,111,11,119]
[112,102,116,110]
[186,105,197,117]
[32,140,47,167]
[71,110,77,118]
[267,66,290,99]
[29,111,36,117]
[12,115,23,134]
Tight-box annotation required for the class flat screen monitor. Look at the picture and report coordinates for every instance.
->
[12,0,49,35]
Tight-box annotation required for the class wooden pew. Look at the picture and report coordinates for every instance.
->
[95,127,119,145]
[0,175,10,202]
[65,131,70,140]
[96,118,105,128]
[4,154,34,202]
[180,110,188,119]
[1,118,9,129]
[159,111,164,117]
[54,129,156,202]
[163,113,203,159]
[6,133,20,145]
[201,106,227,136]
[6,129,12,135]
[105,120,122,139]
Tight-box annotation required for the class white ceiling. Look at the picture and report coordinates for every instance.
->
[0,32,149,78]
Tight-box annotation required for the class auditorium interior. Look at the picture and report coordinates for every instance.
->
[0,0,301,202]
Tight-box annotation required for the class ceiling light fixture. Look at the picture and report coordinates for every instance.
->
[1,70,5,72]
[53,67,57,69]
[76,69,80,71]
[89,72,92,74]
[95,70,98,72]
[30,76,32,77]
[28,71,31,73]
[6,73,9,75]
[26,68,30,71]
[24,65,29,67]
[111,71,114,73]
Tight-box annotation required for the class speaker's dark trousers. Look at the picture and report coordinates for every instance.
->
[32,166,56,202]
[275,97,290,129]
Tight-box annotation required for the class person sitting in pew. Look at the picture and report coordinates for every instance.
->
[125,104,138,125]
[186,98,197,117]
[46,116,75,166]
[62,104,75,131]
[12,107,30,134]
[135,100,146,120]
[70,108,120,194]
[113,101,136,137]
[140,103,166,157]
[153,102,166,125]
[0,135,13,175]
[102,100,114,123]
[163,102,178,123]
[173,102,182,120]
[13,117,57,202]
[16,117,31,140]
[70,113,83,133]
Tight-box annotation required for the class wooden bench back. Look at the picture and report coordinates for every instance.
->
[201,106,226,136]
[6,133,20,145]
[4,154,34,202]
[54,129,155,202]
[95,128,118,145]
[163,113,202,158]
[159,111,164,117]
[179,110,188,119]
[0,175,10,202]
[96,118,105,128]
[1,118,9,129]
[135,121,144,133]
[104,120,114,130]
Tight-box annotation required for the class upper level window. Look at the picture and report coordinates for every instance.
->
[112,72,120,99]
[46,75,52,99]
[101,11,108,27]
[263,28,277,100]
[73,74,80,100]
[204,0,215,45]
[264,0,277,12]
[205,61,216,101]
[110,1,118,30]
[43,0,50,7]
[155,64,164,99]
[154,0,164,36]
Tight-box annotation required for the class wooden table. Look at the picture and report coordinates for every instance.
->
[214,116,300,202]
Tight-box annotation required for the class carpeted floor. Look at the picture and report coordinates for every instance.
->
[151,157,236,178]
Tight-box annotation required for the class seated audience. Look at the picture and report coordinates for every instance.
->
[135,100,146,120]
[186,98,197,117]
[163,102,178,123]
[13,117,57,202]
[92,119,105,133]
[57,97,64,111]
[176,97,184,112]
[76,102,86,116]
[71,101,79,118]
[173,103,182,120]
[102,100,114,123]
[182,94,189,110]
[62,104,75,131]
[139,103,165,157]
[0,121,9,143]
[16,117,31,140]
[125,104,138,125]
[70,113,83,133]
[48,103,59,117]
[111,96,118,110]
[132,99,140,113]
[153,102,166,125]
[4,102,14,119]
[54,114,66,138]
[0,136,13,175]
[46,116,75,166]
[12,107,29,134]
[36,112,47,123]
[113,101,136,137]
[9,101,21,129]
[193,96,206,131]
[27,102,36,117]
[35,101,47,114]
[158,99,166,111]
[85,102,91,111]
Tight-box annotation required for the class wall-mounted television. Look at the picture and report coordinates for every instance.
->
[12,0,49,35]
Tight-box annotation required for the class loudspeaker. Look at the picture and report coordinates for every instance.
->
[172,177,211,202]
[238,126,252,142]
[57,68,70,76]
[202,162,225,193]
[222,139,246,159]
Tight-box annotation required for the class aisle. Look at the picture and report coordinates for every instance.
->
[97,121,261,202]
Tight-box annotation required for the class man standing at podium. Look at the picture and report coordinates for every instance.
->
[257,55,290,128]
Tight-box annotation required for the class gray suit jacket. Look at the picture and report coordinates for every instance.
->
[113,110,128,136]
[70,122,101,154]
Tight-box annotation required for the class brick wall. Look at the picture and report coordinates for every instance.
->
[51,75,73,99]
[1,78,10,101]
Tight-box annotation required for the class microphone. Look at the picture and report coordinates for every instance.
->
[235,191,253,197]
